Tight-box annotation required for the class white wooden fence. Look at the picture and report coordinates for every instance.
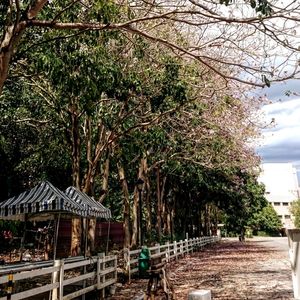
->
[0,236,220,299]
[0,253,117,300]
[124,236,220,280]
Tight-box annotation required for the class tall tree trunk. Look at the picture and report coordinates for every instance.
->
[68,105,81,256]
[204,204,211,236]
[83,122,108,195]
[71,218,82,256]
[87,218,96,256]
[117,163,131,248]
[145,174,152,234]
[69,107,80,188]
[141,157,151,238]
[156,168,162,242]
[171,196,175,241]
[131,159,145,247]
[99,149,110,203]
[160,176,167,235]
[131,189,139,248]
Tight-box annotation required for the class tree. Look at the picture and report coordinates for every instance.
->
[1,0,300,96]
[290,199,300,228]
[2,0,288,250]
[250,203,282,235]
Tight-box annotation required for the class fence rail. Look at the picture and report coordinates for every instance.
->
[124,236,220,279]
[0,254,117,300]
[0,235,220,299]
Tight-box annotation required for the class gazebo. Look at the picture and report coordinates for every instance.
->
[0,181,111,260]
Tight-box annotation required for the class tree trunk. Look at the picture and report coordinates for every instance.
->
[83,122,108,195]
[145,174,152,234]
[117,163,131,248]
[171,198,175,241]
[160,176,168,235]
[99,149,110,203]
[69,107,81,188]
[71,218,82,256]
[131,159,145,247]
[0,1,49,94]
[87,218,96,255]
[68,105,82,256]
[204,204,211,236]
[156,168,162,242]
[141,157,151,237]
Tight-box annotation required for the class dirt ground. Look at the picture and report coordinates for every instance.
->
[109,238,294,300]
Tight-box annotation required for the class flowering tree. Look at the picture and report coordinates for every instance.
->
[1,0,300,95]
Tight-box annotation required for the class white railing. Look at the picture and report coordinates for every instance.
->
[0,253,117,300]
[124,236,220,280]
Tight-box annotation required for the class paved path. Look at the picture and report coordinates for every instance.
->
[110,237,294,300]
[250,236,289,251]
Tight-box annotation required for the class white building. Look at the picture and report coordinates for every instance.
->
[258,163,299,228]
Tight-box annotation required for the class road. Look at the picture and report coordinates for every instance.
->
[110,237,294,299]
[250,236,289,251]
[225,236,289,251]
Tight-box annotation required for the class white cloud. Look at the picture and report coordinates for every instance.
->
[257,97,300,162]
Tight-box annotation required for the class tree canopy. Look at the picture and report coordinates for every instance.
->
[0,0,283,248]
[1,0,300,95]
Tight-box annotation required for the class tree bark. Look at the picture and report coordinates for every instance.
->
[69,106,81,188]
[0,1,49,94]
[83,122,108,195]
[131,159,145,247]
[156,168,162,241]
[87,218,96,256]
[117,163,131,248]
[71,218,82,256]
[145,172,152,234]
[99,149,110,203]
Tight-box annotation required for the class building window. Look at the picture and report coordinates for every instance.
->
[273,202,280,206]
[282,202,289,206]
[278,215,282,219]
[285,215,291,219]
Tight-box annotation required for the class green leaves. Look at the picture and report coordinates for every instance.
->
[290,199,300,229]
[250,204,282,234]
[150,60,187,112]
[219,0,272,15]
[250,0,256,8]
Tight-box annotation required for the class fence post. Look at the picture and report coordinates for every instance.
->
[97,254,101,290]
[174,241,178,260]
[185,238,188,254]
[124,248,131,282]
[98,252,105,299]
[179,240,183,256]
[59,259,64,300]
[191,238,194,253]
[155,243,160,256]
[114,255,118,282]
[51,259,61,300]
[166,241,170,262]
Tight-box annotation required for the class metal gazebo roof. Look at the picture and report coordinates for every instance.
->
[65,186,111,219]
[0,181,111,220]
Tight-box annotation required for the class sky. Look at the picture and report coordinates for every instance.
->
[256,79,300,168]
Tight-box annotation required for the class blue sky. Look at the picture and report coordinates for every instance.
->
[256,79,300,167]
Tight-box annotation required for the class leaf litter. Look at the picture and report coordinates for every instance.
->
[109,239,294,300]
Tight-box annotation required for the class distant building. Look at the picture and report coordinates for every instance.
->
[258,163,299,228]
